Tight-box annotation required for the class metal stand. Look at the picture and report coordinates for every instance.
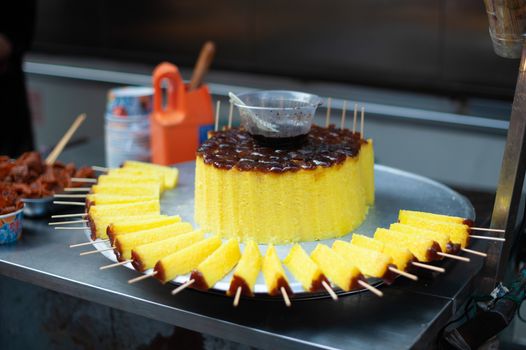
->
[481,42,526,294]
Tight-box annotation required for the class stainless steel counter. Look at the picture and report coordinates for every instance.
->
[0,140,488,350]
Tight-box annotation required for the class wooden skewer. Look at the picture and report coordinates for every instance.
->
[46,113,87,164]
[79,246,115,256]
[233,286,243,307]
[353,103,358,133]
[53,201,85,206]
[469,235,506,242]
[52,213,86,219]
[357,280,383,297]
[325,97,332,127]
[92,165,109,172]
[360,106,365,137]
[340,100,347,129]
[321,280,338,300]
[49,219,87,226]
[411,261,445,273]
[171,279,195,295]
[128,271,157,284]
[214,100,221,132]
[437,252,470,262]
[100,260,132,270]
[461,247,487,257]
[55,226,88,230]
[71,178,97,183]
[388,266,418,281]
[470,227,505,233]
[189,41,216,91]
[281,287,292,307]
[64,187,91,192]
[228,102,234,129]
[69,239,109,248]
[54,194,87,198]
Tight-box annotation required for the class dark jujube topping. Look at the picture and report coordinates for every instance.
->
[197,125,367,173]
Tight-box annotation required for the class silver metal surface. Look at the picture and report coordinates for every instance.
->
[482,43,526,293]
[89,161,474,296]
[22,197,58,218]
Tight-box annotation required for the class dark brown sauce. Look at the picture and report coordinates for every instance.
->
[114,240,124,262]
[87,214,97,240]
[463,219,474,227]
[190,270,209,290]
[85,198,94,210]
[425,241,442,261]
[447,242,461,254]
[382,264,398,285]
[197,125,367,173]
[154,261,167,283]
[268,276,293,296]
[251,134,308,148]
[107,226,117,245]
[228,275,253,297]
[350,273,365,290]
[131,250,145,272]
[310,274,329,292]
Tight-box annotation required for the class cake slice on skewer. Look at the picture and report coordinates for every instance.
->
[262,244,293,306]
[129,230,205,271]
[106,215,181,237]
[374,228,441,263]
[189,238,241,290]
[96,174,163,192]
[91,184,160,198]
[390,223,460,254]
[399,215,473,248]
[399,210,504,234]
[153,236,222,283]
[113,222,193,261]
[122,160,178,189]
[283,244,336,299]
[332,240,398,284]
[86,194,158,209]
[88,213,162,240]
[227,241,262,305]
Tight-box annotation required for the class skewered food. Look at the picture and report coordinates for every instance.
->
[86,194,158,209]
[154,236,222,283]
[131,230,205,271]
[91,184,160,198]
[390,222,460,254]
[374,228,440,262]
[227,240,262,297]
[113,222,193,261]
[194,126,374,243]
[332,240,396,284]
[88,214,162,239]
[89,200,160,217]
[122,160,178,189]
[107,215,181,237]
[399,209,473,226]
[97,174,163,192]
[399,215,470,248]
[107,168,165,189]
[283,244,328,292]
[190,238,241,290]
[351,234,415,271]
[262,244,292,296]
[311,244,363,292]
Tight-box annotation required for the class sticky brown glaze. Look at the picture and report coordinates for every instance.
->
[107,228,117,246]
[310,274,329,292]
[153,261,168,283]
[130,250,145,272]
[463,219,474,227]
[113,239,124,262]
[350,273,366,291]
[197,125,367,173]
[190,270,208,290]
[382,264,398,285]
[404,256,417,274]
[87,214,97,240]
[85,198,94,211]
[227,275,253,297]
[446,242,461,254]
[426,241,442,261]
[268,276,293,296]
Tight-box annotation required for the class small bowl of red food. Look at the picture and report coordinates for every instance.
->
[0,184,24,244]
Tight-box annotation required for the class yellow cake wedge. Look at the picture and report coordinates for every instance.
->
[114,222,193,261]
[399,215,470,248]
[262,244,292,296]
[91,184,160,198]
[107,215,181,237]
[108,168,165,190]
[374,228,440,262]
[399,209,472,226]
[131,230,205,271]
[123,160,179,189]
[88,213,163,239]
[227,240,262,297]
[154,236,222,283]
[86,194,158,208]
[351,234,414,271]
[97,174,163,192]
[390,222,458,253]
[283,244,327,292]
[310,244,362,292]
[190,238,241,290]
[332,240,394,282]
[89,200,160,217]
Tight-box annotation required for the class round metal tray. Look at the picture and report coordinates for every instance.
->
[88,162,475,298]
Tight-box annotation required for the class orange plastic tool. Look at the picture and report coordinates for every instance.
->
[151,62,214,165]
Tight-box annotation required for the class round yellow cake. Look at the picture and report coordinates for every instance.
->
[194,125,374,243]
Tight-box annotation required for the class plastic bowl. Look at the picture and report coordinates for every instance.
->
[0,208,23,244]
[22,196,56,218]
[232,90,322,139]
